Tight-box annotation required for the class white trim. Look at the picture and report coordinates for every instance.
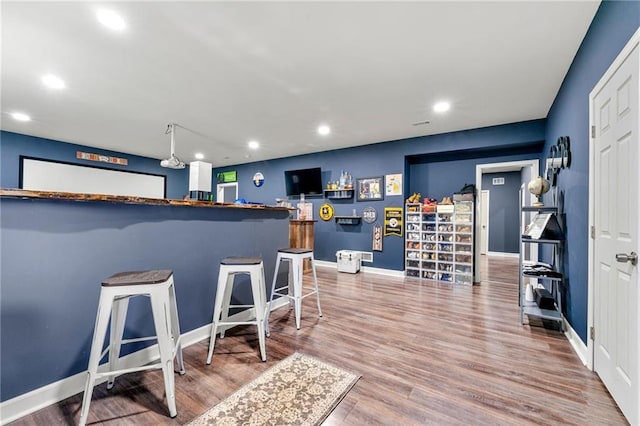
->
[480,189,490,255]
[314,259,405,277]
[487,251,519,258]
[0,300,288,425]
[216,182,238,203]
[475,159,539,281]
[363,265,405,277]
[564,316,589,366]
[587,26,640,372]
[312,260,337,269]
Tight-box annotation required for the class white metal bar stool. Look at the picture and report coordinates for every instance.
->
[266,248,322,335]
[79,270,185,426]
[206,257,267,364]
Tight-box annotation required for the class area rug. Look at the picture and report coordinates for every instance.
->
[185,352,360,426]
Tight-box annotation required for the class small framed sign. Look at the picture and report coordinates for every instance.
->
[357,176,384,201]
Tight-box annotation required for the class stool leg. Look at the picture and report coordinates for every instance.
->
[265,254,282,337]
[219,272,234,338]
[150,291,177,418]
[292,256,303,330]
[79,290,114,426]
[168,280,185,375]
[206,267,228,364]
[310,254,323,317]
[107,295,129,389]
[250,267,267,361]
[287,258,295,310]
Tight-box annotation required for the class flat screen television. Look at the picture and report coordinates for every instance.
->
[284,167,323,196]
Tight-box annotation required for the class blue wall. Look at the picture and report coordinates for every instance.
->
[481,171,521,254]
[1,198,289,401]
[0,131,189,199]
[544,0,640,343]
[216,120,545,270]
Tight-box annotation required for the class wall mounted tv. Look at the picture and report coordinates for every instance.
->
[284,167,323,196]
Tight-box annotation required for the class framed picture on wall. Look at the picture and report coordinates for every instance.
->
[356,176,384,201]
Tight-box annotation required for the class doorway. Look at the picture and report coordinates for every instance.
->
[475,160,539,270]
[217,182,238,203]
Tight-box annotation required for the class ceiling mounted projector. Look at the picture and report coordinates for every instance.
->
[161,123,186,169]
[160,154,185,169]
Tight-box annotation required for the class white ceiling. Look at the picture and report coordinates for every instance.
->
[2,1,600,168]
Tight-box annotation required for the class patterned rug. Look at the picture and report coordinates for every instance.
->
[185,352,360,426]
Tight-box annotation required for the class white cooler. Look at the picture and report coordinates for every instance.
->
[336,250,362,273]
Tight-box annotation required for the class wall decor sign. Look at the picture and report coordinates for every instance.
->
[384,207,403,237]
[546,136,571,186]
[362,206,377,224]
[76,151,127,166]
[356,176,384,201]
[372,223,383,251]
[319,203,334,221]
[252,172,264,187]
[492,177,505,185]
[385,173,402,196]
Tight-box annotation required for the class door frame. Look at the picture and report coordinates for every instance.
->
[480,190,490,255]
[475,160,539,273]
[587,26,640,372]
[216,182,238,203]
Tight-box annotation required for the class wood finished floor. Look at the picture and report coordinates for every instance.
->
[12,256,627,425]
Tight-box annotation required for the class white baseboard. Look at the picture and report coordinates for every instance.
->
[487,251,520,258]
[362,265,405,277]
[0,300,288,425]
[312,260,336,269]
[564,317,589,366]
[313,260,404,277]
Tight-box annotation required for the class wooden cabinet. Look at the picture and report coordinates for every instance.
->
[289,220,316,271]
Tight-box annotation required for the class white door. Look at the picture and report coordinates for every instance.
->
[592,42,639,425]
[480,190,489,255]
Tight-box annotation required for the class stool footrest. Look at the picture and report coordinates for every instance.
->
[121,336,159,345]
[217,320,260,326]
[227,304,255,309]
[94,362,163,379]
[273,288,318,298]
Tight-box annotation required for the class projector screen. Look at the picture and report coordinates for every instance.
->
[21,157,166,199]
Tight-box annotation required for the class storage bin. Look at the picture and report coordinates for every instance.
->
[336,250,362,273]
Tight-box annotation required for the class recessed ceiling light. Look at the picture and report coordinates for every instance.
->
[97,9,126,31]
[248,140,260,150]
[11,112,31,122]
[42,74,65,89]
[433,101,450,113]
[194,153,204,160]
[317,125,331,136]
